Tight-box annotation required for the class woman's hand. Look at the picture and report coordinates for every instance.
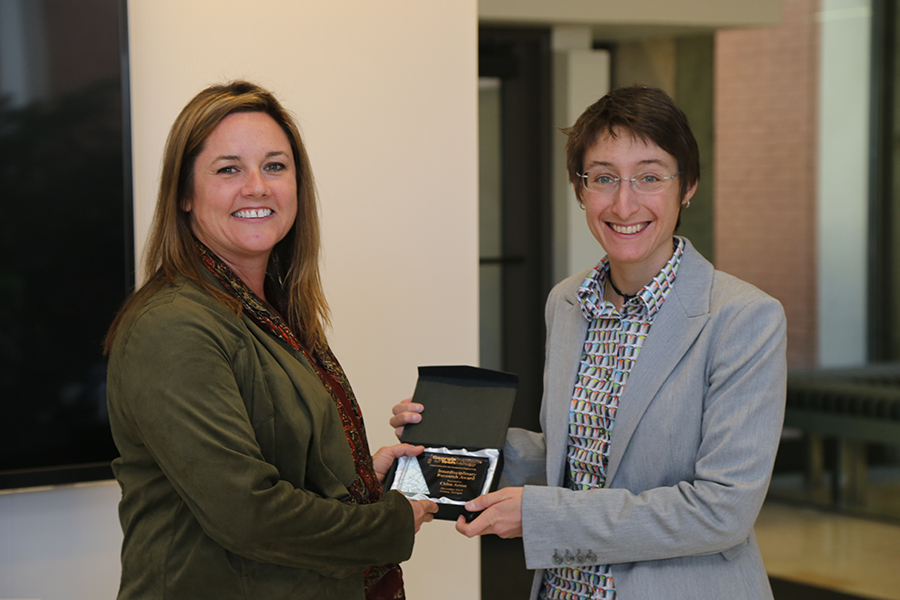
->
[408,498,439,532]
[389,398,424,438]
[373,444,438,530]
[372,443,424,485]
[455,487,523,539]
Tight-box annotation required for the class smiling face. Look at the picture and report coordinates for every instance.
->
[183,111,297,279]
[581,128,696,286]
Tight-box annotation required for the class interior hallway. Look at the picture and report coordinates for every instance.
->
[758,502,900,600]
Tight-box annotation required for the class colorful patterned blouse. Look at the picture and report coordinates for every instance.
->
[540,237,684,600]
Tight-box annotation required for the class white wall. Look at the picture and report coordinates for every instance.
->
[817,0,871,366]
[550,27,611,281]
[0,1,479,599]
[0,481,122,599]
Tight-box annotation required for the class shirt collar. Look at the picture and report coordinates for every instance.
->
[577,236,685,322]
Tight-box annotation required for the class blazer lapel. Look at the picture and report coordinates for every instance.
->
[606,241,713,484]
[544,284,589,487]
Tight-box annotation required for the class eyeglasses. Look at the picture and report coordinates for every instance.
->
[576,169,680,194]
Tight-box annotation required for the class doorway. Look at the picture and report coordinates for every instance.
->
[478,26,553,599]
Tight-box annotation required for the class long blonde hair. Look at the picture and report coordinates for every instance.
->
[105,81,330,353]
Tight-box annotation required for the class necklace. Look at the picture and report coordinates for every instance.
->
[607,271,636,304]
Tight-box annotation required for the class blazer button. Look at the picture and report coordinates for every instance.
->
[575,550,585,563]
[552,550,563,565]
[586,550,597,562]
[564,550,575,564]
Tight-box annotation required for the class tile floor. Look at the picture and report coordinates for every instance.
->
[757,502,900,600]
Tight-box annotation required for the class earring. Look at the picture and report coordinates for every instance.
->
[579,202,585,211]
[683,200,691,208]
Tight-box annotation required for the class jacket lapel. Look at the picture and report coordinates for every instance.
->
[605,241,713,484]
[544,285,589,487]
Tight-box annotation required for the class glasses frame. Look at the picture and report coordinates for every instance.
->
[576,170,680,194]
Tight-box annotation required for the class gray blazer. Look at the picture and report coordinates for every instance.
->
[501,239,786,600]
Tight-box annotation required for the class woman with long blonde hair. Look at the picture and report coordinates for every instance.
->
[106,81,436,600]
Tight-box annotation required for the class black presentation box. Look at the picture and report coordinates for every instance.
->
[385,365,517,521]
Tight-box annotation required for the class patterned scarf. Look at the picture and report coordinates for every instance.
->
[195,240,405,600]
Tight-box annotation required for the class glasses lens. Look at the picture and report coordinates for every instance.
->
[582,170,616,193]
[632,173,672,193]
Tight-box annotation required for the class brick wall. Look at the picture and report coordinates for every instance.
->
[714,0,819,368]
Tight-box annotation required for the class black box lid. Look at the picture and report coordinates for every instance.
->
[400,365,517,450]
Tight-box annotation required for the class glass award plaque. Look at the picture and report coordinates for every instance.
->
[390,447,499,504]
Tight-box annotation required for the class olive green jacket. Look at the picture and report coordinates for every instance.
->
[106,271,414,599]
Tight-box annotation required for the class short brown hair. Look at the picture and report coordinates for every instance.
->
[565,86,700,204]
[106,81,330,353]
